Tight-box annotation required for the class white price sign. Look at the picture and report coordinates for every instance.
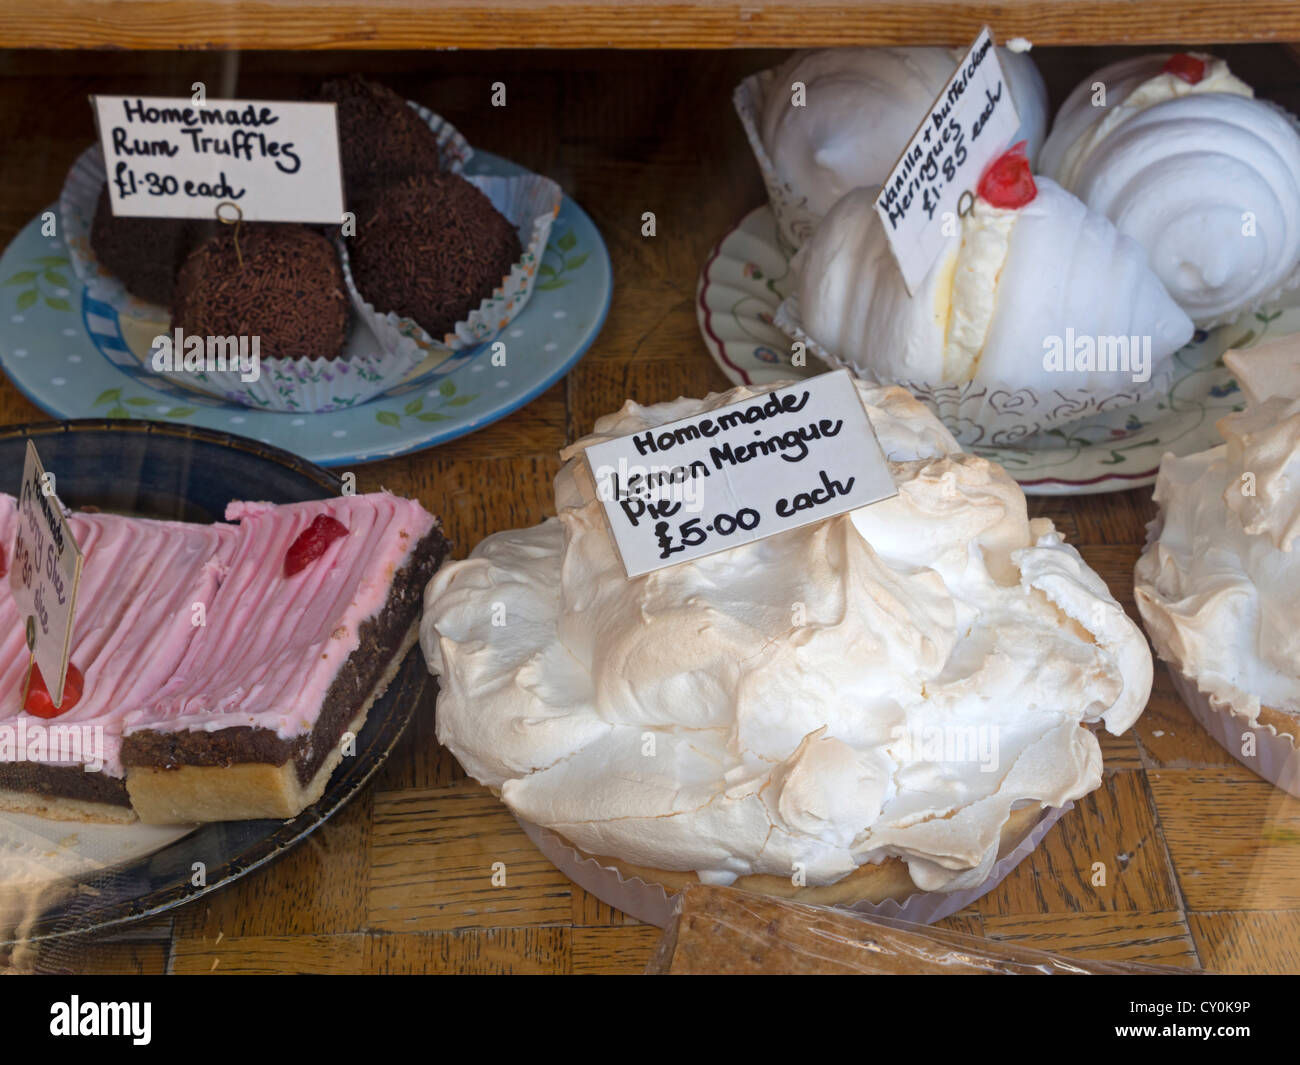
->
[9,442,82,708]
[874,27,1021,293]
[91,94,345,224]
[584,370,897,578]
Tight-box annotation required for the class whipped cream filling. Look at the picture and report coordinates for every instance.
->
[1046,54,1252,191]
[794,178,1192,396]
[423,382,1150,891]
[941,201,1018,382]
[1137,346,1300,720]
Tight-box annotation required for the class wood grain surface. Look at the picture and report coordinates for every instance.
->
[3,0,1300,51]
[3,44,1300,975]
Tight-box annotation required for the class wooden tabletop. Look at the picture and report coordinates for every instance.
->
[4,0,1300,51]
[4,45,1300,975]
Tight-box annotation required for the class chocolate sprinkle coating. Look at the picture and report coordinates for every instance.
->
[171,225,349,361]
[350,173,522,340]
[89,187,204,307]
[317,75,447,206]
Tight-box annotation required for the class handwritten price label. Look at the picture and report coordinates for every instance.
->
[584,370,897,578]
[873,27,1020,293]
[91,94,345,223]
[9,442,82,708]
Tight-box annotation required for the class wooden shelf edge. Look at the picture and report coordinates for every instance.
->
[1,0,1298,52]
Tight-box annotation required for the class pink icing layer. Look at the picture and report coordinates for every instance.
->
[0,493,237,777]
[1,491,435,778]
[121,492,435,740]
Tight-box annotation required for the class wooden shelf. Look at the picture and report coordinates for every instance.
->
[2,0,1300,52]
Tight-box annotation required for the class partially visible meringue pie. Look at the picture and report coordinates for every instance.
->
[1137,336,1300,746]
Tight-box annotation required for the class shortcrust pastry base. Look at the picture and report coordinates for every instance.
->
[0,787,137,824]
[552,802,1047,907]
[124,621,420,825]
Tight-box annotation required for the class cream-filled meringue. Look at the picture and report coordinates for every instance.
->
[423,380,1151,894]
[758,47,1048,225]
[1040,53,1300,326]
[1136,335,1300,721]
[782,149,1193,443]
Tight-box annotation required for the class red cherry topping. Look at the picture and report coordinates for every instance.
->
[284,514,349,577]
[1162,53,1206,85]
[24,662,84,718]
[977,142,1037,209]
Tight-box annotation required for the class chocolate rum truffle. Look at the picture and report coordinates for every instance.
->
[317,75,446,204]
[171,225,349,361]
[350,173,522,340]
[89,187,199,307]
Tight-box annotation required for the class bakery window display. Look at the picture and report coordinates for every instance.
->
[421,379,1152,920]
[0,491,450,824]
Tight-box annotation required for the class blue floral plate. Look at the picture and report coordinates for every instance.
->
[0,151,610,467]
[698,205,1298,496]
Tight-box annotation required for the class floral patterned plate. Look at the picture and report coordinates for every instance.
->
[0,151,610,468]
[697,205,1298,495]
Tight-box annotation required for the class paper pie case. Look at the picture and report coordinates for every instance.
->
[1164,668,1300,798]
[338,171,562,364]
[773,295,1173,448]
[515,802,1071,929]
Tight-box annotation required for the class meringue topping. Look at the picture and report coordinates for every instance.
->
[1137,339,1300,719]
[423,381,1151,891]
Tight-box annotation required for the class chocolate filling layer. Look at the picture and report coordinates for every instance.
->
[120,522,451,785]
[0,763,130,807]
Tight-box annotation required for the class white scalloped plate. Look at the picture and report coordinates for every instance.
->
[697,205,1300,495]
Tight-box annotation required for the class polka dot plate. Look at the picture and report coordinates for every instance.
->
[0,151,611,467]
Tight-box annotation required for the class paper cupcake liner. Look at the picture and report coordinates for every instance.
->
[734,67,824,256]
[516,803,1071,929]
[774,295,1174,447]
[339,172,562,361]
[1166,667,1300,798]
[405,99,474,175]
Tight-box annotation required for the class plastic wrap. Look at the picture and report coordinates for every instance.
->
[646,884,1192,974]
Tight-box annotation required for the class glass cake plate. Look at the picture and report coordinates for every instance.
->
[0,420,431,946]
